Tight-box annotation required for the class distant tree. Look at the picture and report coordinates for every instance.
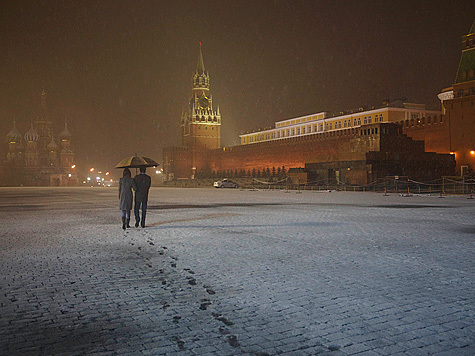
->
[266,167,271,177]
[247,169,251,177]
[272,166,276,177]
[277,167,281,177]
[234,169,238,178]
[281,166,286,176]
[252,168,256,177]
[257,169,261,178]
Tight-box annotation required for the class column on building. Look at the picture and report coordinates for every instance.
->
[24,123,40,167]
[59,121,74,171]
[47,137,59,167]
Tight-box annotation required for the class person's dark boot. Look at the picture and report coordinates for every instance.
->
[122,217,126,230]
[135,220,140,228]
[141,219,145,228]
[126,218,130,228]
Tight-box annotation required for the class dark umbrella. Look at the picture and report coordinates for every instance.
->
[115,155,159,169]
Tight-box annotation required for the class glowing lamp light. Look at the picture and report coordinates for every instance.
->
[71,165,76,169]
[450,152,455,155]
[90,168,94,172]
[87,177,91,181]
[470,150,475,155]
[105,172,110,175]
[68,174,72,177]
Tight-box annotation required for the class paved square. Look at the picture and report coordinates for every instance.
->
[0,187,474,355]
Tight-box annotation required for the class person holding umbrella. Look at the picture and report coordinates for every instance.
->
[119,168,136,230]
[115,155,158,228]
[134,166,151,228]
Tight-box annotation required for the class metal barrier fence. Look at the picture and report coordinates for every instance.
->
[244,176,475,196]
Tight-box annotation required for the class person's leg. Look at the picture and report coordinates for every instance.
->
[141,200,147,227]
[134,199,140,227]
[121,210,126,230]
[126,210,131,228]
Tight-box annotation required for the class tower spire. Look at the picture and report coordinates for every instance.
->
[41,87,47,111]
[196,42,205,74]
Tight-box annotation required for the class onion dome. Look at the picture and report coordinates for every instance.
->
[6,120,21,143]
[47,137,59,150]
[24,123,39,142]
[59,121,71,140]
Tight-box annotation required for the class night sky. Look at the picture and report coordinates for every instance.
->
[1,1,474,177]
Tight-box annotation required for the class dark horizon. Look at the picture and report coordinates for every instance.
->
[1,1,474,178]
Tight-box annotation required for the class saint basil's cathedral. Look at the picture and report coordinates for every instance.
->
[3,90,76,186]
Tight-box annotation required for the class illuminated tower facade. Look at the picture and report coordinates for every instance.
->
[438,20,475,174]
[180,44,221,177]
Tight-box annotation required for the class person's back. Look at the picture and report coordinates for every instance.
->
[134,172,151,202]
[134,167,151,227]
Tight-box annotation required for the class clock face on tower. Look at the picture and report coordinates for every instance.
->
[198,96,209,109]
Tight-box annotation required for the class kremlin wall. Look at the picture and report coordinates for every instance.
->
[163,21,475,185]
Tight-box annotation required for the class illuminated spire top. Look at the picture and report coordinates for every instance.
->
[192,42,210,91]
[196,42,205,75]
[454,20,475,84]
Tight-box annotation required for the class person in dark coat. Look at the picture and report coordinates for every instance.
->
[119,168,136,230]
[134,166,151,228]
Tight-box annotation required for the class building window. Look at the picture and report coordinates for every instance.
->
[297,128,300,135]
[368,116,372,124]
[364,117,367,124]
[302,127,305,134]
[292,129,295,135]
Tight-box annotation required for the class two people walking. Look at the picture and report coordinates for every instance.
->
[119,167,151,230]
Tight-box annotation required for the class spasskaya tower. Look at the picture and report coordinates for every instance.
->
[181,43,221,150]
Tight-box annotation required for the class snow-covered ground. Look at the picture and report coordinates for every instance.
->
[0,187,474,355]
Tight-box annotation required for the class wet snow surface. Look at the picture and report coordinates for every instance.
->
[0,187,474,355]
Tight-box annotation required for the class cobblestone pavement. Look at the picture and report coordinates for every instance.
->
[0,187,474,356]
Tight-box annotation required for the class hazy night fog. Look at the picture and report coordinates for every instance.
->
[1,0,474,178]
